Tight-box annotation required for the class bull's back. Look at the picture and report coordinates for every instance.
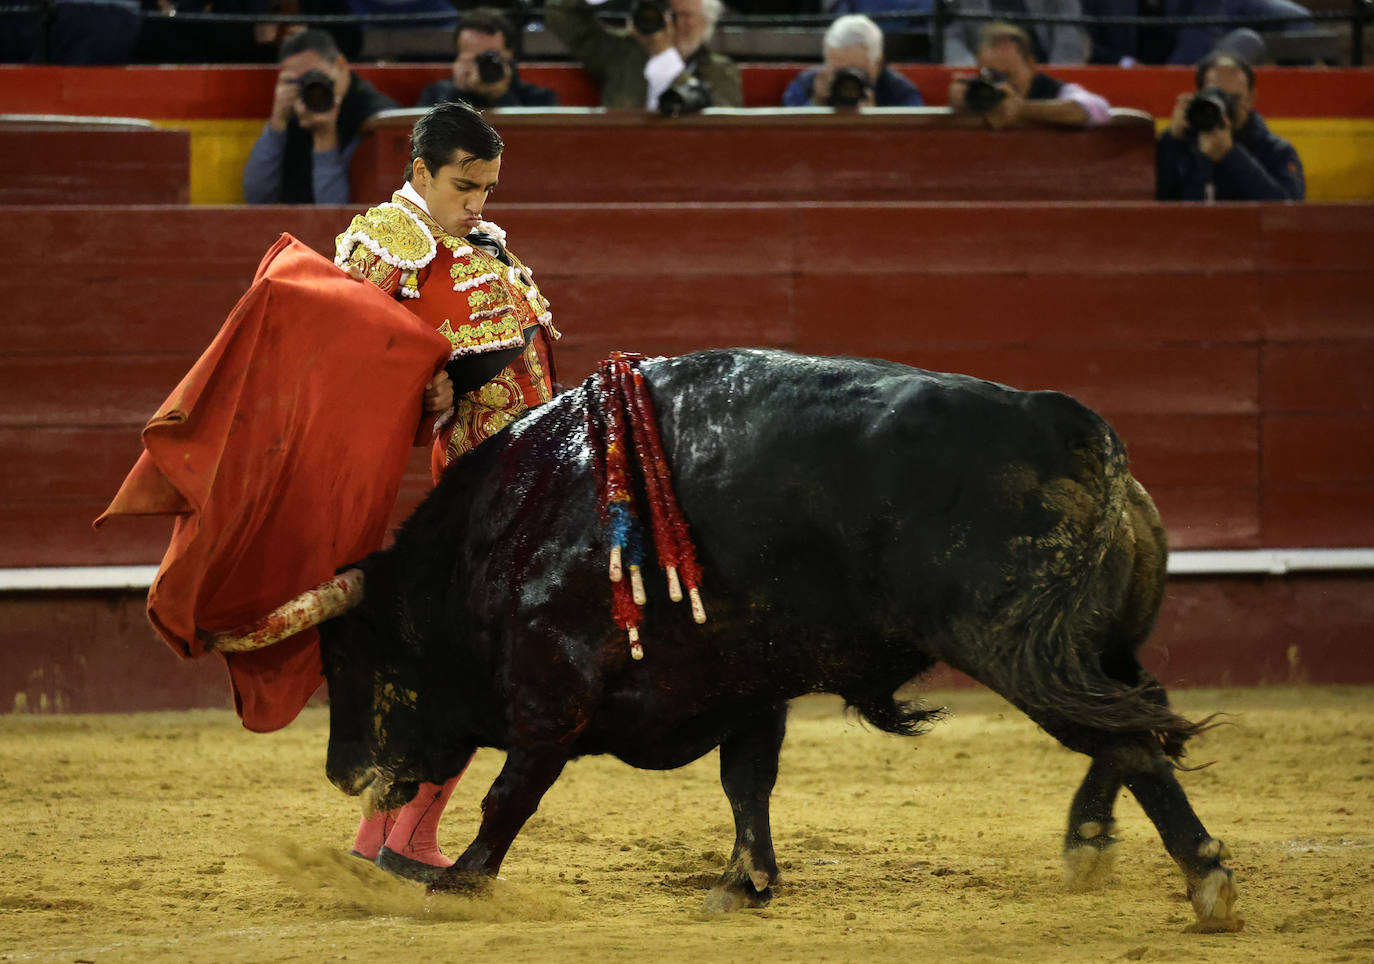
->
[643,350,1130,650]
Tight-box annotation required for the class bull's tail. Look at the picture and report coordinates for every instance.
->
[846,691,945,737]
[990,420,1215,762]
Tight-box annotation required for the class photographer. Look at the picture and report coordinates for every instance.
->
[1156,52,1304,201]
[947,23,1110,130]
[782,15,924,108]
[417,9,559,110]
[242,30,397,205]
[544,0,741,110]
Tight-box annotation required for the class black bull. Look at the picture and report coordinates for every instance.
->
[320,349,1239,928]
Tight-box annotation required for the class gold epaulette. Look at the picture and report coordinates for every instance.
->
[334,202,438,299]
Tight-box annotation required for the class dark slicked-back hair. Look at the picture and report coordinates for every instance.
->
[279,28,343,63]
[1194,51,1255,90]
[456,8,520,56]
[406,101,504,181]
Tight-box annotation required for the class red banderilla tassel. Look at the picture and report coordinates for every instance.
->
[626,365,706,624]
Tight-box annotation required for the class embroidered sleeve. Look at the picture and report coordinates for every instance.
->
[342,240,402,296]
[335,202,438,300]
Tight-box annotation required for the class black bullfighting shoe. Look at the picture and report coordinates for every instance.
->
[374,845,449,884]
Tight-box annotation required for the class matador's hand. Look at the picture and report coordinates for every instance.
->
[424,371,454,412]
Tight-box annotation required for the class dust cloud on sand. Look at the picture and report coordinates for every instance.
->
[2,687,1371,963]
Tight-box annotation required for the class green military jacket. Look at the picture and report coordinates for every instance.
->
[544,0,743,109]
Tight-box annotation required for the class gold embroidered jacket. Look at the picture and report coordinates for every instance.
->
[335,192,561,474]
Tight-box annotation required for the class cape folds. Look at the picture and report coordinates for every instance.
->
[96,235,451,732]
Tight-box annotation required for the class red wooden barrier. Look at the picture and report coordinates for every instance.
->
[3,64,1373,117]
[2,570,1370,717]
[2,200,1372,713]
[0,126,190,204]
[3,201,1372,574]
[350,108,1156,205]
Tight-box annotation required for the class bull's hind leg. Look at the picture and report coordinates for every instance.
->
[702,704,787,914]
[429,745,569,893]
[1062,660,1167,890]
[1063,757,1123,889]
[1120,748,1240,932]
[1033,712,1241,932]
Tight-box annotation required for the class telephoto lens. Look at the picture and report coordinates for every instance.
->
[475,49,507,84]
[297,69,336,113]
[962,67,1008,114]
[1184,85,1238,134]
[827,66,871,108]
[632,0,667,35]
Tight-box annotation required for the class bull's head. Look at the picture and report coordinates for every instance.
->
[200,569,414,812]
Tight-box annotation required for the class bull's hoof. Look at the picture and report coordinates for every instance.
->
[1182,840,1242,933]
[1063,821,1118,891]
[1184,866,1243,933]
[426,866,494,896]
[701,866,775,914]
[701,881,772,915]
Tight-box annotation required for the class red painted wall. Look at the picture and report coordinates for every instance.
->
[3,63,1372,117]
[3,573,1369,717]
[2,201,1371,712]
[350,112,1157,205]
[4,201,1372,571]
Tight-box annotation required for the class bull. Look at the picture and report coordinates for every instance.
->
[212,348,1238,930]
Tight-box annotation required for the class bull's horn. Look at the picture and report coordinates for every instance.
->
[199,568,365,653]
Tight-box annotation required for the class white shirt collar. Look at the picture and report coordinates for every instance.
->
[397,179,430,215]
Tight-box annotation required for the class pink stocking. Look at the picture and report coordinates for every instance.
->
[383,771,463,867]
[350,809,396,862]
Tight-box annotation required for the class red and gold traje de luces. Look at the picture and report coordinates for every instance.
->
[335,191,561,479]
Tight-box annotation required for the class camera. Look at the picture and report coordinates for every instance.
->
[632,0,668,35]
[827,66,872,108]
[658,75,712,117]
[1185,85,1239,134]
[474,49,508,84]
[296,69,336,113]
[962,67,1009,114]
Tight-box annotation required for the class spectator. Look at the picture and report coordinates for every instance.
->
[783,15,924,107]
[1,0,142,64]
[242,29,398,205]
[544,0,742,109]
[1084,0,1311,66]
[948,22,1110,128]
[417,8,560,108]
[1156,51,1304,201]
[942,0,1090,66]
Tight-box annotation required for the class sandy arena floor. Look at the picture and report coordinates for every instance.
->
[2,686,1371,963]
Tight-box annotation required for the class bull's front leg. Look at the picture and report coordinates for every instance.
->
[429,744,569,893]
[702,704,787,914]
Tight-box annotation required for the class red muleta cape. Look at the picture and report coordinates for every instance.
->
[95,235,451,732]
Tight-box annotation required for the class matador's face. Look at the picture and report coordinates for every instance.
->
[412,150,502,237]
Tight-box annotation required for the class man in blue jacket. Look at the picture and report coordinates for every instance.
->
[783,14,923,107]
[1156,52,1304,201]
[242,29,397,205]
